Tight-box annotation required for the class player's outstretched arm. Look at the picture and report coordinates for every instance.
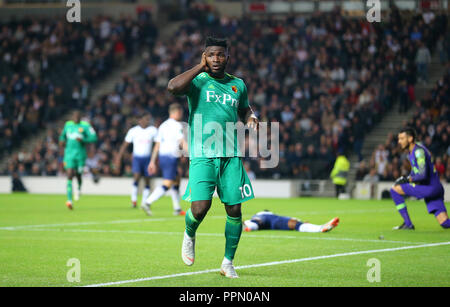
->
[84,125,98,144]
[58,125,67,157]
[167,53,208,96]
[147,142,160,175]
[180,139,189,157]
[115,141,130,169]
[58,141,65,157]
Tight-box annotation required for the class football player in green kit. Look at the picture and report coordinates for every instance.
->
[167,37,259,278]
[59,110,97,210]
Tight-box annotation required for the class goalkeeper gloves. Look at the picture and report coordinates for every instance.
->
[394,175,411,185]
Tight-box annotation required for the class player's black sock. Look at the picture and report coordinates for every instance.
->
[295,221,303,231]
[441,219,450,229]
[77,176,82,191]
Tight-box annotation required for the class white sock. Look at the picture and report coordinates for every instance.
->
[131,184,138,203]
[243,220,259,231]
[142,188,150,205]
[170,188,181,211]
[298,223,322,233]
[222,257,232,266]
[146,185,167,205]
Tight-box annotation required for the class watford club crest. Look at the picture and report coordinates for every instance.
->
[231,86,238,93]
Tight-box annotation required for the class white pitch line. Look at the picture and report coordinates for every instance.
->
[0,216,227,231]
[0,217,191,230]
[0,219,160,230]
[83,241,450,287]
[8,227,426,245]
[292,208,392,215]
[0,208,394,230]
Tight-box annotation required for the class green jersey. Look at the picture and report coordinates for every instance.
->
[59,120,97,158]
[186,72,249,158]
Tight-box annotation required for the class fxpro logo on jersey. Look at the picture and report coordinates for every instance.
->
[67,132,83,140]
[206,91,239,108]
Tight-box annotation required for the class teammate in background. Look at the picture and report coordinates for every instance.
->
[244,211,340,233]
[390,127,449,230]
[59,110,97,210]
[142,103,187,216]
[115,114,158,208]
[167,37,258,278]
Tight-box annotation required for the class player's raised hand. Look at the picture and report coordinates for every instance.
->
[148,161,157,175]
[201,52,210,72]
[394,176,409,185]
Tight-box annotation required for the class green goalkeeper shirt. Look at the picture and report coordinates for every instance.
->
[59,120,97,158]
[186,72,249,159]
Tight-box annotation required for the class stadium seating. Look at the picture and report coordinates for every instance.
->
[0,14,157,161]
[360,65,450,183]
[2,6,448,181]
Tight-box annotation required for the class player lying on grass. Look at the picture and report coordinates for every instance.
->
[243,211,340,233]
[59,110,97,210]
[142,103,187,216]
[390,127,449,230]
[167,37,258,278]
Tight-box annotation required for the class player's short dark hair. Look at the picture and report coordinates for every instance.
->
[399,127,416,141]
[205,37,228,49]
[169,103,183,113]
[72,109,82,119]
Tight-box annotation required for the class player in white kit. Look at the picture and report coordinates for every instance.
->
[116,114,158,208]
[142,103,187,216]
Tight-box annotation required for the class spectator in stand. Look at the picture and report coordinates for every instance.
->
[356,160,369,181]
[445,167,450,183]
[363,168,380,183]
[3,8,448,181]
[0,14,156,161]
[435,157,445,179]
[415,41,432,83]
[371,62,450,182]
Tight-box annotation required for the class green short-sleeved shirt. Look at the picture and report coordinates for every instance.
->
[59,120,97,161]
[181,72,255,204]
[186,72,249,159]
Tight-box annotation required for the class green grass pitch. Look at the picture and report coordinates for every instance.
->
[0,193,449,287]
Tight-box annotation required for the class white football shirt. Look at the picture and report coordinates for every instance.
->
[125,125,158,157]
[156,118,184,158]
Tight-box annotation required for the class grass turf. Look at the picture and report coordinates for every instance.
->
[0,193,448,287]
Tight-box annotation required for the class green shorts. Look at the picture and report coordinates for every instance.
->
[63,154,86,173]
[183,157,254,205]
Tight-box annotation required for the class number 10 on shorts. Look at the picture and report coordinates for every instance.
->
[239,184,252,199]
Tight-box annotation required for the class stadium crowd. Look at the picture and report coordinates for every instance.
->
[3,5,449,181]
[0,12,157,160]
[358,63,450,183]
